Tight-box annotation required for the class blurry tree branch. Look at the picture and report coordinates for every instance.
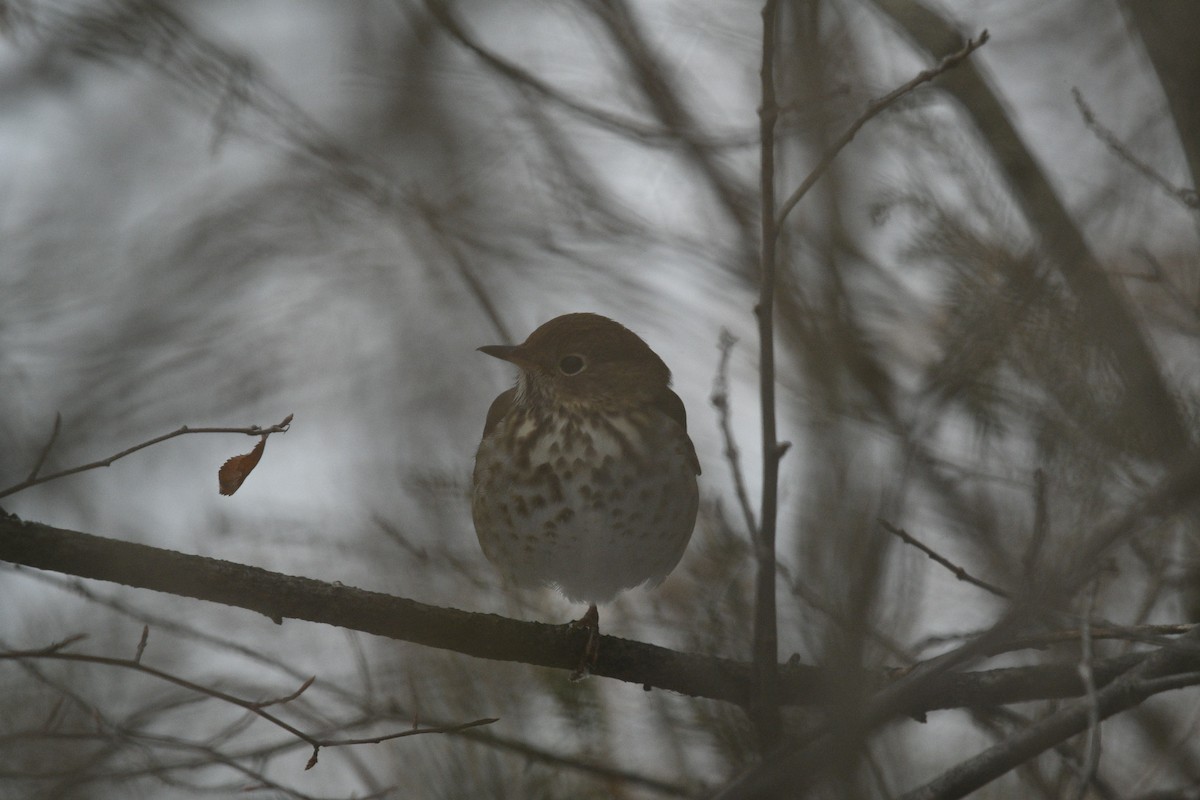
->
[868,0,1190,461]
[586,0,757,247]
[18,0,393,206]
[712,624,1200,800]
[880,519,1010,598]
[711,450,1200,798]
[1118,0,1200,199]
[423,0,721,147]
[7,570,694,797]
[898,627,1200,800]
[773,29,990,232]
[0,634,495,772]
[1071,88,1199,211]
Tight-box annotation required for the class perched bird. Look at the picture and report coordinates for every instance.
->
[472,313,700,676]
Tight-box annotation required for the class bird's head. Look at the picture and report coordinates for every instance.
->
[478,313,671,409]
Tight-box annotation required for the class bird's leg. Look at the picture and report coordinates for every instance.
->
[568,603,600,680]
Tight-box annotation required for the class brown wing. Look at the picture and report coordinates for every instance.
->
[482,387,517,438]
[654,389,701,475]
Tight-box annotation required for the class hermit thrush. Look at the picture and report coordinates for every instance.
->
[472,313,700,674]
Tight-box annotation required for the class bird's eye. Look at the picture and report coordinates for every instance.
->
[558,355,586,375]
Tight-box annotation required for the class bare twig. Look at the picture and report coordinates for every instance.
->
[774,30,990,233]
[23,4,393,208]
[24,412,62,482]
[412,199,513,345]
[1070,581,1102,800]
[751,0,783,752]
[711,330,758,538]
[1133,246,1200,322]
[252,675,316,710]
[1072,87,1200,211]
[1022,468,1049,578]
[912,623,1196,657]
[133,625,149,664]
[9,724,338,800]
[7,567,693,797]
[897,628,1200,800]
[1068,453,1200,589]
[880,519,1009,598]
[712,450,1200,797]
[0,637,497,772]
[303,717,498,770]
[0,414,293,499]
[787,575,915,664]
[586,0,757,241]
[424,0,750,149]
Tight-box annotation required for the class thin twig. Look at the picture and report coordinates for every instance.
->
[413,199,513,345]
[14,718,338,800]
[912,623,1197,657]
[251,676,316,710]
[1133,246,1200,322]
[133,625,149,664]
[8,567,691,797]
[711,329,758,538]
[774,30,989,233]
[1022,468,1049,578]
[587,0,757,240]
[0,414,293,499]
[25,412,62,482]
[310,717,498,750]
[424,0,750,149]
[879,519,1010,598]
[0,637,496,772]
[25,3,393,209]
[1071,580,1102,800]
[1072,87,1200,211]
[751,0,783,752]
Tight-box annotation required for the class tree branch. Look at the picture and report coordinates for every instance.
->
[868,0,1189,460]
[880,519,1010,598]
[710,330,758,540]
[5,515,1200,724]
[774,29,989,232]
[0,514,812,707]
[751,0,783,752]
[898,627,1200,800]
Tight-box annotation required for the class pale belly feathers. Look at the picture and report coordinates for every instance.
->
[472,407,698,604]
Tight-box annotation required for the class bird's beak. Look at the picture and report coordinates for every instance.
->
[478,344,535,369]
[478,344,518,361]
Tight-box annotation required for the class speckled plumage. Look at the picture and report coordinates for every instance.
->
[471,313,700,606]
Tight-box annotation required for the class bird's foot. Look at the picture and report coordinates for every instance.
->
[568,604,600,681]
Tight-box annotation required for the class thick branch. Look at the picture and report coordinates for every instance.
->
[4,515,1199,719]
[0,514,808,706]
